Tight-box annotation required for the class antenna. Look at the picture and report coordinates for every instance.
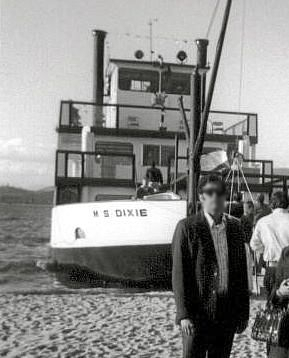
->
[148,18,158,61]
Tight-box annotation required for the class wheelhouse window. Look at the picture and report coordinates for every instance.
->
[161,145,175,166]
[143,145,160,166]
[161,72,190,95]
[118,68,159,92]
[143,144,175,166]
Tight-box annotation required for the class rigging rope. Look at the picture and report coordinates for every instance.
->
[229,167,235,215]
[205,0,222,39]
[227,154,255,215]
[238,0,246,111]
[238,160,255,203]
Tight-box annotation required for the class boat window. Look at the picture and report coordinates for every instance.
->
[143,144,175,166]
[161,145,175,166]
[118,68,159,92]
[143,145,160,166]
[95,141,133,156]
[161,72,190,95]
[95,142,133,169]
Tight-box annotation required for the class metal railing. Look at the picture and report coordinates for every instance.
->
[58,100,258,139]
[167,157,274,192]
[55,150,136,186]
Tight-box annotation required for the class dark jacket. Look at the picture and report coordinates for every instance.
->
[270,246,289,348]
[240,214,254,244]
[172,211,249,328]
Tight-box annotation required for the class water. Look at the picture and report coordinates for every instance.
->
[0,203,156,294]
[0,203,57,293]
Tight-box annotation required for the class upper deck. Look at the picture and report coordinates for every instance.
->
[57,100,258,144]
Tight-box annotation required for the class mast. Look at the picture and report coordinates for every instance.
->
[92,29,107,127]
[188,0,233,214]
[188,40,209,214]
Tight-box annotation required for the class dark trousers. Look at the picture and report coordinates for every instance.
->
[264,267,277,297]
[182,322,235,358]
[269,346,289,358]
[182,295,235,358]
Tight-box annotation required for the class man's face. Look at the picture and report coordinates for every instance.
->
[199,182,226,214]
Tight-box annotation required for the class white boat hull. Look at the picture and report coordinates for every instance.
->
[50,200,186,284]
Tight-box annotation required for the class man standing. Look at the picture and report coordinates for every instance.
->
[250,191,289,296]
[145,161,163,185]
[172,174,249,358]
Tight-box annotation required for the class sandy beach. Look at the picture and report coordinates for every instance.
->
[0,291,266,358]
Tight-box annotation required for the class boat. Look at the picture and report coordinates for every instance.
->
[50,17,282,287]
[51,194,185,285]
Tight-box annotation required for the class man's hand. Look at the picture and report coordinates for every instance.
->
[180,319,194,336]
[236,320,248,334]
[277,279,289,298]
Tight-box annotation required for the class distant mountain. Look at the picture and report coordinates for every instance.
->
[275,168,289,176]
[0,186,54,205]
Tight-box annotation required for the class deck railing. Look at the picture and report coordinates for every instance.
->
[55,150,136,187]
[55,149,289,200]
[58,100,258,140]
[167,157,274,192]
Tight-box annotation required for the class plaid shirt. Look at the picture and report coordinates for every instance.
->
[204,211,229,294]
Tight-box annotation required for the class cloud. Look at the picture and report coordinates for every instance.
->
[0,137,54,163]
[0,137,55,188]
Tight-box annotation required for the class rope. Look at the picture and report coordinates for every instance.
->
[238,0,246,111]
[225,168,232,183]
[229,167,235,215]
[238,160,255,203]
[237,162,240,193]
[205,0,222,38]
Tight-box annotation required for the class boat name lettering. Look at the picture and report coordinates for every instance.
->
[93,209,148,218]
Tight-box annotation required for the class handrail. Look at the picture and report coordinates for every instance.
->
[223,119,247,134]
[57,149,135,157]
[166,155,277,188]
[55,150,136,183]
[60,99,258,116]
[58,100,258,142]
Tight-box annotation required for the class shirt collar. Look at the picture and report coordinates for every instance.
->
[204,210,226,228]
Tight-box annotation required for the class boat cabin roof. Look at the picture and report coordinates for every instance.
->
[109,58,196,72]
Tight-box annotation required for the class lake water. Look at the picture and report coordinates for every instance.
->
[0,203,153,294]
[0,203,58,293]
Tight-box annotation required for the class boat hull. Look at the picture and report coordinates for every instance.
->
[50,199,186,285]
[51,243,172,284]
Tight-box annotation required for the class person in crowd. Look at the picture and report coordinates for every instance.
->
[136,179,154,199]
[146,161,163,185]
[172,174,249,358]
[229,192,244,218]
[267,246,289,357]
[254,194,272,274]
[241,200,255,244]
[255,193,272,223]
[250,191,289,297]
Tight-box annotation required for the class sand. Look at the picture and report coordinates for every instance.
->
[0,291,266,358]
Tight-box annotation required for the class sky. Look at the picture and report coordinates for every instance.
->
[1,0,289,189]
